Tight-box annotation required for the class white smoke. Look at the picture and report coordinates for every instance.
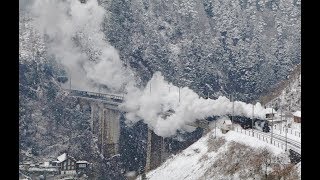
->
[25,0,274,138]
[122,72,271,137]
[29,0,134,92]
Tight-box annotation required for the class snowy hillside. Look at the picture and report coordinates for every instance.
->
[100,0,301,101]
[140,129,300,180]
[265,69,301,112]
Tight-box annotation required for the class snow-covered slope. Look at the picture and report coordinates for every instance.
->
[102,0,301,101]
[141,129,300,180]
[264,67,301,112]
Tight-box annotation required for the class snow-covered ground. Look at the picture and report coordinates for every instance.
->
[138,128,300,180]
[272,127,301,143]
[271,120,301,142]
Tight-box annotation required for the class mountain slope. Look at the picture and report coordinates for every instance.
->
[102,0,301,101]
[142,129,300,180]
[263,64,301,112]
[19,14,125,179]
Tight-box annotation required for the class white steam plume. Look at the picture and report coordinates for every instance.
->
[122,72,272,137]
[26,0,274,138]
[29,0,134,92]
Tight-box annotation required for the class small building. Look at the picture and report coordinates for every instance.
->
[41,161,50,167]
[76,161,89,169]
[19,162,31,171]
[293,111,301,123]
[76,161,90,175]
[56,153,77,175]
[279,111,293,119]
[50,160,60,167]
[265,108,277,119]
[221,120,232,134]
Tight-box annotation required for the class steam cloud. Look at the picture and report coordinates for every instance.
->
[122,72,270,137]
[29,0,135,92]
[26,0,273,138]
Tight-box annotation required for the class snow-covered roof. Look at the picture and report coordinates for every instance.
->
[76,160,89,164]
[223,120,232,125]
[43,162,49,167]
[265,108,277,114]
[266,118,283,122]
[28,167,59,172]
[57,153,67,162]
[293,111,301,117]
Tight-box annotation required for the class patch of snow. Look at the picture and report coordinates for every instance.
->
[76,160,88,164]
[293,111,301,117]
[125,171,136,177]
[223,119,232,125]
[223,131,283,155]
[265,107,277,114]
[43,162,50,167]
[57,153,67,162]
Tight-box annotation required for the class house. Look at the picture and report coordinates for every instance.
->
[56,153,77,175]
[40,161,50,168]
[76,161,90,175]
[50,160,60,167]
[19,162,31,171]
[221,120,232,134]
[293,111,301,123]
[265,108,277,119]
[50,153,91,175]
[76,161,89,169]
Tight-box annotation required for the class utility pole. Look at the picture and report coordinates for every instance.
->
[207,91,209,99]
[280,105,282,134]
[69,75,71,90]
[271,107,273,144]
[285,115,288,151]
[150,82,152,94]
[215,120,217,139]
[232,95,234,129]
[179,71,181,103]
[179,87,181,103]
[252,104,254,137]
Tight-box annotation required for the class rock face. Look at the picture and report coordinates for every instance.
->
[102,0,301,101]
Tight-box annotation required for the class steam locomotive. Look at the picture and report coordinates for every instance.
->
[232,116,270,133]
[206,115,270,133]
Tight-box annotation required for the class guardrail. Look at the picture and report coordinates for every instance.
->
[234,127,300,154]
[67,89,124,101]
[272,124,301,138]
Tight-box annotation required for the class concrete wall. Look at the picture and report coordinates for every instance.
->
[79,98,121,158]
[145,128,165,172]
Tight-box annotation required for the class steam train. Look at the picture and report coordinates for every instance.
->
[231,116,270,133]
[206,115,270,133]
